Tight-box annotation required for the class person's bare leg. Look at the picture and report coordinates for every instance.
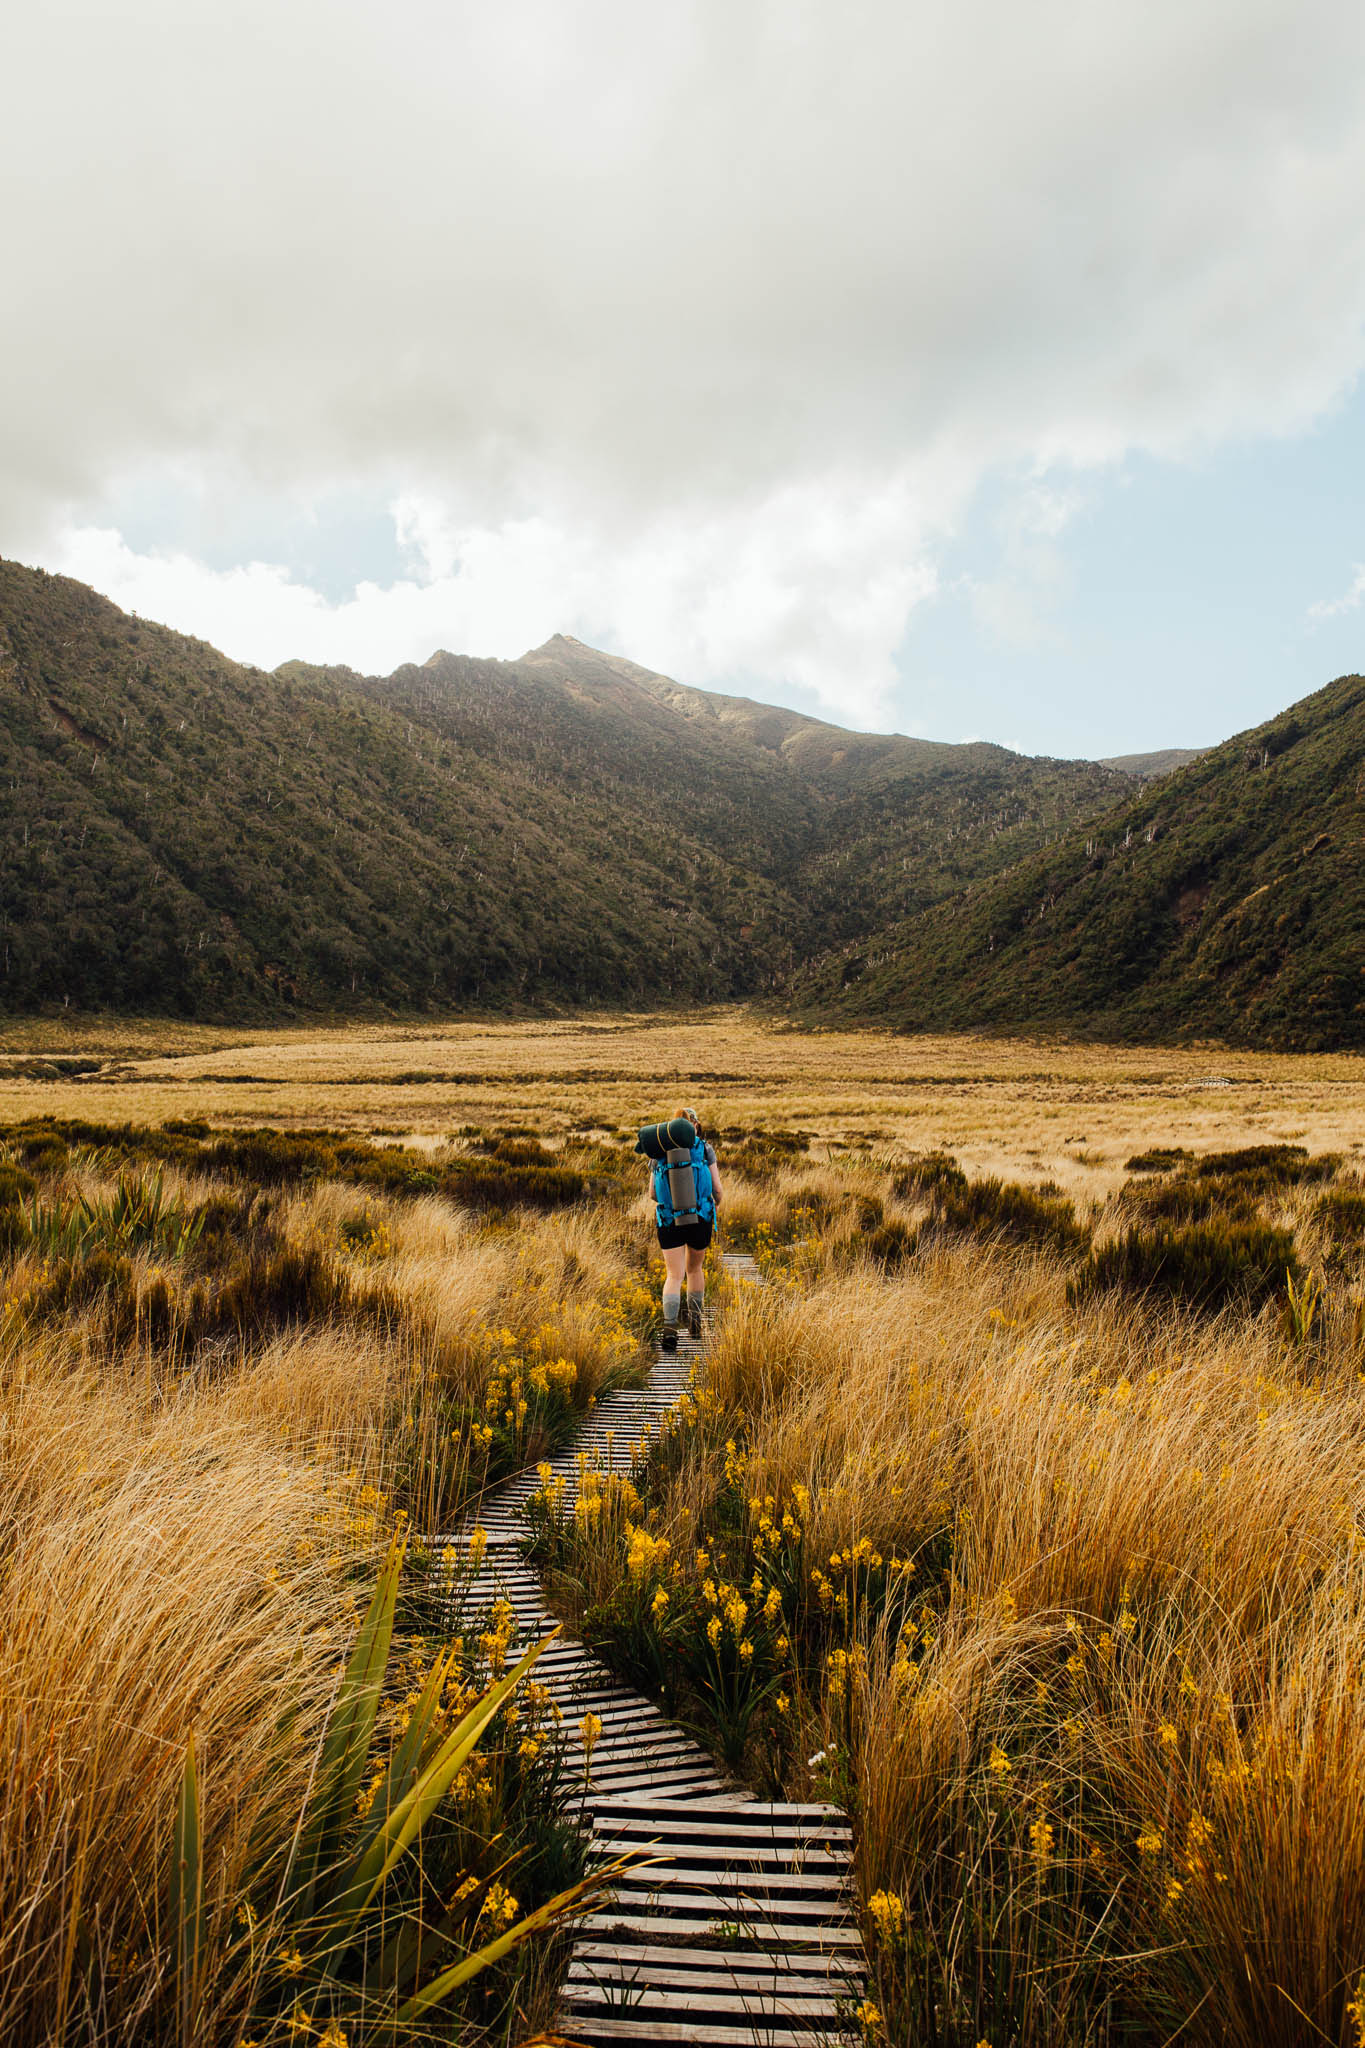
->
[685,1245,706,1337]
[661,1243,687,1348]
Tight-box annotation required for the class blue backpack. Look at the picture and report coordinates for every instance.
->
[636,1119,717,1230]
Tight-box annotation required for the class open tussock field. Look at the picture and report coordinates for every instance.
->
[3,1010,1365,2044]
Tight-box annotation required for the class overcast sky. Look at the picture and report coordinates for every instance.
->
[4,0,1365,755]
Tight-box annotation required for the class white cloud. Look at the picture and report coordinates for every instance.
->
[1308,563,1365,622]
[7,0,1365,714]
[54,471,941,723]
[967,480,1088,653]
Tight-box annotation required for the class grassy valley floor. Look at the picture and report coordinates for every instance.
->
[3,1010,1365,2045]
[2,1006,1364,1204]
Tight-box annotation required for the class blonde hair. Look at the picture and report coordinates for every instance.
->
[677,1106,702,1131]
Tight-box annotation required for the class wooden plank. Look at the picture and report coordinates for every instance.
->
[569,1942,861,1979]
[583,1893,855,1926]
[593,1814,849,1846]
[565,1960,857,1995]
[571,1911,864,1949]
[593,1843,848,1876]
[553,2015,833,2045]
[600,1874,851,1906]
[592,1799,846,1822]
[563,1983,841,2019]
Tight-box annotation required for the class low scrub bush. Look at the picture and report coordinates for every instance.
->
[1124,1172,1261,1227]
[440,1159,586,1212]
[1315,1187,1365,1244]
[891,1151,969,1202]
[937,1175,1089,1259]
[1125,1145,1193,1172]
[1193,1142,1340,1187]
[1070,1217,1301,1314]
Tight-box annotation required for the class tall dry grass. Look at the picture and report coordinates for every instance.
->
[0,1344,345,2045]
[695,1239,1365,2045]
[0,1157,650,2044]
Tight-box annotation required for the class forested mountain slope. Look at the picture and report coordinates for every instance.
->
[796,675,1365,1051]
[0,562,1126,1018]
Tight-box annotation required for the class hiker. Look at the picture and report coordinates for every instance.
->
[636,1107,722,1352]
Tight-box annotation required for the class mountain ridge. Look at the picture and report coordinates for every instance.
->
[0,557,1124,1020]
[794,672,1365,1051]
[6,556,1357,1048]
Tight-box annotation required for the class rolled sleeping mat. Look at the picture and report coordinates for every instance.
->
[635,1117,697,1159]
[664,1152,699,1218]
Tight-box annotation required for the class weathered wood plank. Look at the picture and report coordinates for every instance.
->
[565,1959,856,1995]
[563,1982,842,2019]
[554,2016,835,2046]
[570,1911,864,1948]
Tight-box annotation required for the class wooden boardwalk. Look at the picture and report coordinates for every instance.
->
[443,1254,865,2046]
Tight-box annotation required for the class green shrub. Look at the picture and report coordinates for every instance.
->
[862,1219,919,1270]
[18,1134,69,1172]
[1193,1143,1339,1186]
[1070,1219,1301,1314]
[0,1161,37,1208]
[469,1134,557,1166]
[892,1151,969,1202]
[936,1175,1089,1258]
[211,1243,392,1340]
[0,1161,37,1253]
[1125,1174,1260,1227]
[1125,1146,1192,1173]
[440,1161,585,1213]
[1314,1189,1365,1243]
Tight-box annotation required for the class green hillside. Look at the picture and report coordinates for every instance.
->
[0,561,1125,1020]
[797,674,1365,1051]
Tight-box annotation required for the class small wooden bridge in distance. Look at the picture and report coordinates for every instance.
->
[447,1252,867,2047]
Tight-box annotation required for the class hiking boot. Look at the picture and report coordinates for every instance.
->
[659,1324,679,1354]
[687,1299,705,1341]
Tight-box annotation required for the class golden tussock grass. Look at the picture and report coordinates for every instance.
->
[4,1007,1364,1198]
[0,1157,647,2045]
[695,1235,1365,2045]
[0,1346,346,2045]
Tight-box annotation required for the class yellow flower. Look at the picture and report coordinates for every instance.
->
[1345,1971,1365,2048]
[1028,1818,1054,1865]
[1136,1825,1163,1855]
[580,1712,603,1758]
[707,1616,723,1648]
[651,1585,669,1618]
[775,1691,790,1715]
[856,2000,882,2031]
[274,1942,305,1977]
[1158,1721,1178,1749]
[1165,1878,1184,1905]
[867,1889,904,1944]
[988,1745,1011,1777]
[478,1881,519,1930]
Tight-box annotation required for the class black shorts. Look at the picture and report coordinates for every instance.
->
[656,1220,714,1252]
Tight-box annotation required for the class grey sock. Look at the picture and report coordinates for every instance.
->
[662,1287,681,1327]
